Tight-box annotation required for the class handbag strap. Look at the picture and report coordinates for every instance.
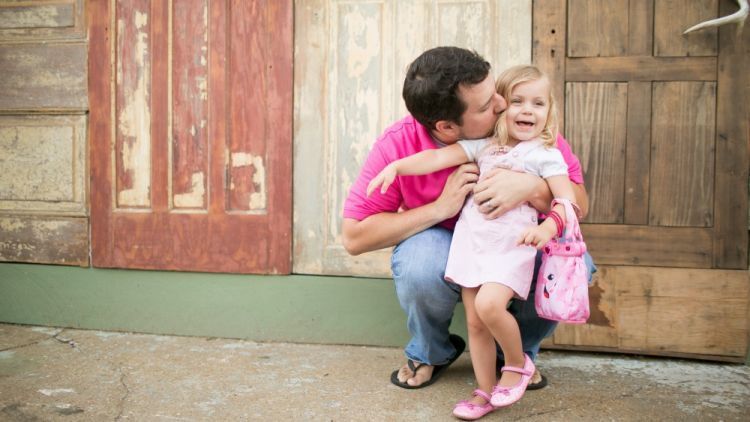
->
[551,198,582,242]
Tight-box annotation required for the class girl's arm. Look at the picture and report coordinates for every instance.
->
[367,143,470,196]
[518,175,576,248]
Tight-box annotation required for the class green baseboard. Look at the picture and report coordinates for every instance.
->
[0,263,467,347]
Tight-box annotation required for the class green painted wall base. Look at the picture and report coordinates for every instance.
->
[0,263,467,347]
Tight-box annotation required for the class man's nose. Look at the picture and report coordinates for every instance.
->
[495,93,507,113]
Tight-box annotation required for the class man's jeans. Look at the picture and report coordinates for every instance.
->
[391,226,597,365]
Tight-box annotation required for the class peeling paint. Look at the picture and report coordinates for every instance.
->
[174,172,205,208]
[231,152,267,210]
[0,218,26,232]
[134,11,148,29]
[0,120,78,204]
[117,11,152,208]
[197,75,208,100]
[0,5,70,29]
[342,10,379,78]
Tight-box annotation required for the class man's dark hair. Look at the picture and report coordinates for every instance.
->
[402,46,491,130]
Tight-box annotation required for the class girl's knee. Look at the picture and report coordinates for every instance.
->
[475,291,510,322]
[465,314,488,336]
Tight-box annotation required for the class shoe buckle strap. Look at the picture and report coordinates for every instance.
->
[500,365,532,376]
[472,389,491,402]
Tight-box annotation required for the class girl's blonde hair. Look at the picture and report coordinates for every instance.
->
[494,65,558,148]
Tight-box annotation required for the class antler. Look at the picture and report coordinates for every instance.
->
[683,0,748,34]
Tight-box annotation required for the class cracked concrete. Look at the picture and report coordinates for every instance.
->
[0,322,748,421]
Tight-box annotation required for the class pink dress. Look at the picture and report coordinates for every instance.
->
[444,139,567,300]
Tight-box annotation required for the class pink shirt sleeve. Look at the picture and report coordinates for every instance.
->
[555,133,584,185]
[343,142,403,221]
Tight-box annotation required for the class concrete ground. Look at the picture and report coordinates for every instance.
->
[0,323,748,421]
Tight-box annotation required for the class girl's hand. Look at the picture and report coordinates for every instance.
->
[366,164,398,196]
[517,222,557,249]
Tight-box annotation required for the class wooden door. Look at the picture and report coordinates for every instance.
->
[89,0,293,274]
[0,0,89,266]
[534,0,749,361]
[535,0,747,270]
[293,0,533,276]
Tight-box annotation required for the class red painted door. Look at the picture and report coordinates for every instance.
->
[89,0,292,273]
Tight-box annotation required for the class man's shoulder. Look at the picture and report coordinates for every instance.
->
[378,115,428,142]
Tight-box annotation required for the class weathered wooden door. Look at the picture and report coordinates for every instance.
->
[293,0,533,276]
[0,0,89,266]
[89,0,293,273]
[535,0,749,361]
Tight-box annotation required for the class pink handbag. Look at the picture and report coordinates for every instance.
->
[535,198,590,324]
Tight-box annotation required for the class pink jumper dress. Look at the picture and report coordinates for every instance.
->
[444,140,543,299]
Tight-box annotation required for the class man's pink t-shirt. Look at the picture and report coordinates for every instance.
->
[343,115,584,230]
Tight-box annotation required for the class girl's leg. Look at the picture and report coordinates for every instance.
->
[475,283,525,388]
[461,287,497,404]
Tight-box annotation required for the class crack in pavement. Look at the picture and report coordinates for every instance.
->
[114,367,130,421]
[0,328,72,353]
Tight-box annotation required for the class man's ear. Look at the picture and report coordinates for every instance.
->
[434,120,460,139]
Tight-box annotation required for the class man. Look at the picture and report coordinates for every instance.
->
[342,46,592,389]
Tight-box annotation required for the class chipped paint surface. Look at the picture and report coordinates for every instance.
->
[293,1,533,276]
[231,152,266,210]
[173,172,206,208]
[0,5,73,29]
[117,9,152,208]
[0,216,88,264]
[0,43,87,110]
[0,125,73,202]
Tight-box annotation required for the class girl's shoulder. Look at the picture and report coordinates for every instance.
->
[458,137,494,161]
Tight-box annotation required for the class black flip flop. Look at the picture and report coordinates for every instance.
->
[390,334,466,389]
[526,372,548,390]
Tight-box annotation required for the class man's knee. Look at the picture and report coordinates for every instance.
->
[392,228,451,285]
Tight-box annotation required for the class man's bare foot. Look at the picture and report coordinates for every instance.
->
[397,361,435,387]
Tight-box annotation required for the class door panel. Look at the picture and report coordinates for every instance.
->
[293,0,533,276]
[649,82,715,227]
[566,82,628,224]
[90,0,293,273]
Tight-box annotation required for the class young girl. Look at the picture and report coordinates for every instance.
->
[367,65,577,420]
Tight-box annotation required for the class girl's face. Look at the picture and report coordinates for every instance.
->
[505,77,551,142]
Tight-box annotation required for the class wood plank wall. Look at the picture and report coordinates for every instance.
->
[0,0,89,266]
[535,0,749,361]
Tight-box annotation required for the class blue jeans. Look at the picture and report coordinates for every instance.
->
[391,226,597,365]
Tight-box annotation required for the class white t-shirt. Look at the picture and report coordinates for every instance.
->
[458,138,568,179]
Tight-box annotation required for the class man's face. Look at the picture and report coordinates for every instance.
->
[453,74,506,142]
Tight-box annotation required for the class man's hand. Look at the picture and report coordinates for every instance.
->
[434,163,479,220]
[472,168,549,219]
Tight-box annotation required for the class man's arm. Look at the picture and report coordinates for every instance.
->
[471,168,589,219]
[342,163,478,255]
[571,182,589,219]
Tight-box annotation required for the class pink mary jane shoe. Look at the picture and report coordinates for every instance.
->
[490,354,535,408]
[452,389,495,420]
